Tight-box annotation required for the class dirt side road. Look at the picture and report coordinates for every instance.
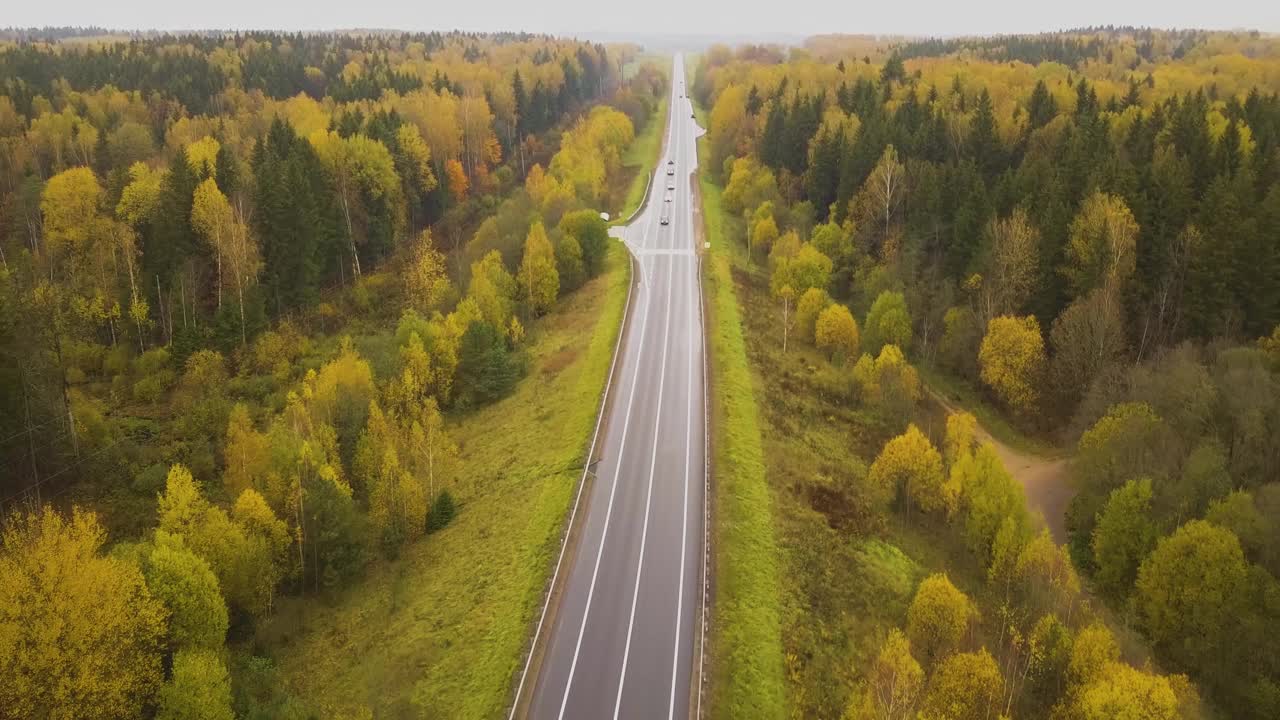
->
[927,389,1071,543]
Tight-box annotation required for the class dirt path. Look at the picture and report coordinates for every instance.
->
[926,389,1072,543]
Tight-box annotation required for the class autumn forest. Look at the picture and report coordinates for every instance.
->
[2,21,1280,720]
[696,27,1280,720]
[0,29,664,719]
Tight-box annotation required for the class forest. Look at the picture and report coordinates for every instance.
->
[694,27,1280,720]
[0,30,666,718]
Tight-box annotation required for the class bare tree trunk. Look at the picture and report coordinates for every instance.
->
[781,296,790,353]
[339,186,361,279]
[427,438,435,501]
[21,365,41,504]
[237,275,247,347]
[155,275,167,345]
[179,275,188,329]
[122,246,145,353]
[49,323,77,458]
[25,212,39,254]
[296,482,306,591]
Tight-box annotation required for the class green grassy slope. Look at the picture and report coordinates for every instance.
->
[698,140,788,720]
[257,241,630,719]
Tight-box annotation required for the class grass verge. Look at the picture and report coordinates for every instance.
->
[255,241,630,719]
[698,148,788,719]
[615,96,668,222]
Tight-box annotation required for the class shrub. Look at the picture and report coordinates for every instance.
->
[864,290,912,355]
[427,490,457,533]
[815,304,860,361]
[795,287,830,343]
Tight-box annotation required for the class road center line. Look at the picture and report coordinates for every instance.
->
[668,257,695,719]
[556,226,657,720]
[612,254,676,718]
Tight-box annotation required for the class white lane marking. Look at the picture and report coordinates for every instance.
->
[555,121,672,716]
[666,54,705,719]
[612,254,675,719]
[634,248,695,257]
[508,236,640,720]
[516,52,686,720]
[672,53,714,720]
[555,270,653,720]
[697,257,710,720]
[669,257,695,719]
[634,162,663,288]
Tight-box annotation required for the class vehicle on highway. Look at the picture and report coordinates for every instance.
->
[667,180,675,191]
[666,160,675,176]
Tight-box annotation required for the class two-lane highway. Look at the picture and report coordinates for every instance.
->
[514,54,706,720]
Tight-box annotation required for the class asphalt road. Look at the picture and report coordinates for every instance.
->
[523,54,707,720]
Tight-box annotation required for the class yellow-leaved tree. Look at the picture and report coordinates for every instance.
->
[1069,662,1179,720]
[708,84,751,173]
[814,303,860,361]
[395,123,439,206]
[0,507,167,719]
[749,212,780,260]
[40,166,140,346]
[795,287,831,344]
[223,403,270,499]
[403,229,452,314]
[943,411,978,468]
[156,648,234,720]
[191,177,260,344]
[848,628,923,720]
[906,573,977,663]
[1063,190,1138,298]
[867,424,945,513]
[978,315,1045,415]
[468,250,517,334]
[518,221,559,316]
[357,401,428,552]
[917,649,1003,720]
[853,345,922,425]
[185,135,220,176]
[310,130,405,278]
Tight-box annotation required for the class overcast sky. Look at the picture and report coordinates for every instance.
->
[7,0,1279,38]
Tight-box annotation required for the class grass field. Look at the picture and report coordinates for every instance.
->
[691,71,960,716]
[253,240,630,719]
[712,209,928,716]
[698,142,788,720]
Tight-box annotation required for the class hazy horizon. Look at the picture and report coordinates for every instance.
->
[5,0,1278,39]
